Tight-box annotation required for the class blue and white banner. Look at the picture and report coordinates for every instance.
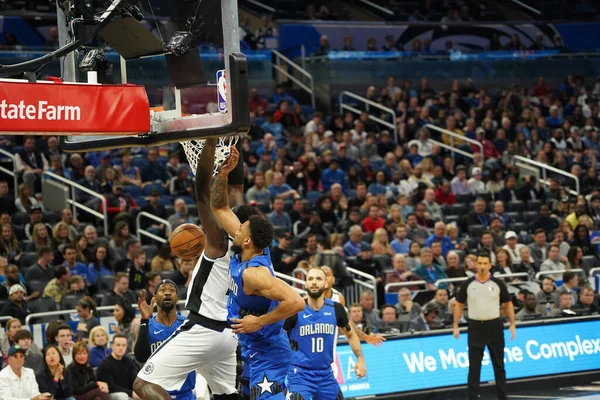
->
[333,319,600,396]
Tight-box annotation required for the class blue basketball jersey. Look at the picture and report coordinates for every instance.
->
[227,247,284,350]
[148,316,196,398]
[285,299,349,371]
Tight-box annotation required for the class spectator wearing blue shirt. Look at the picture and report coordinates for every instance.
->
[335,144,354,171]
[46,155,75,181]
[141,149,168,185]
[268,172,298,200]
[425,222,454,257]
[390,225,412,254]
[379,153,399,181]
[321,160,346,192]
[368,171,388,196]
[268,197,292,232]
[271,85,298,106]
[405,143,423,167]
[545,106,564,129]
[343,225,364,258]
[413,247,450,290]
[62,245,90,283]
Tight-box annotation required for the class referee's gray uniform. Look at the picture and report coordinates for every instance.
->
[456,276,511,400]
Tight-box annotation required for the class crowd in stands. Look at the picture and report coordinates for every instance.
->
[1,68,600,394]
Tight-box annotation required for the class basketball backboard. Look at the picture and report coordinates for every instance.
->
[57,0,249,152]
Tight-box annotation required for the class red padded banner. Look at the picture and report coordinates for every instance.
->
[0,81,150,135]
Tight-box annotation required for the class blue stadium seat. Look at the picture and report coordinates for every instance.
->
[370,160,384,171]
[132,157,149,170]
[385,293,398,304]
[135,197,147,207]
[124,185,142,198]
[254,117,266,127]
[306,191,321,204]
[250,141,262,154]
[157,156,169,167]
[143,184,167,196]
[181,196,195,205]
[347,189,357,199]
[528,200,542,211]
[158,196,172,206]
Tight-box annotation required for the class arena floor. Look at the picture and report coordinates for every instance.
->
[398,374,600,399]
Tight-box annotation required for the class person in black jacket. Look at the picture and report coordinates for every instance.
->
[1,284,31,324]
[36,344,75,400]
[69,342,110,400]
[347,243,386,307]
[96,334,139,399]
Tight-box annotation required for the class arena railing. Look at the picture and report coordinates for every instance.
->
[339,90,398,143]
[25,300,187,325]
[590,268,600,277]
[275,271,308,295]
[272,49,316,110]
[535,268,584,281]
[42,171,109,236]
[434,277,468,287]
[0,147,18,197]
[384,281,428,292]
[513,155,580,195]
[291,268,307,280]
[424,124,484,161]
[135,211,172,245]
[345,267,379,309]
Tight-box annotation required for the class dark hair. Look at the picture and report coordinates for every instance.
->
[42,345,66,377]
[534,228,546,236]
[248,215,274,250]
[115,299,135,326]
[72,342,90,367]
[112,333,128,343]
[37,246,53,258]
[78,296,97,316]
[126,239,140,250]
[45,319,66,345]
[56,323,71,336]
[62,244,76,255]
[146,271,160,282]
[476,251,492,262]
[233,204,259,224]
[159,242,172,259]
[13,329,33,342]
[55,266,68,280]
[562,271,578,284]
[114,272,128,282]
[93,245,111,272]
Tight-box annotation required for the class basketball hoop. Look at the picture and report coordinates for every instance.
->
[181,135,240,177]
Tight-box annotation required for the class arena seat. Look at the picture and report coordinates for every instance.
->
[142,244,159,260]
[160,270,179,281]
[61,294,84,310]
[20,251,38,267]
[28,280,47,295]
[509,201,526,212]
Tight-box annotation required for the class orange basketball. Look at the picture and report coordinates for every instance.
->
[170,223,206,260]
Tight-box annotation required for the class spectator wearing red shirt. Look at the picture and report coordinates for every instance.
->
[435,181,456,205]
[531,77,552,97]
[249,88,268,112]
[273,100,299,128]
[362,205,384,234]
[100,183,138,223]
[471,128,500,159]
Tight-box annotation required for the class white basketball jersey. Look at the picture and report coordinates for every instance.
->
[185,240,232,321]
[331,288,341,304]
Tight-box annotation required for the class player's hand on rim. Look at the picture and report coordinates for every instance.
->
[230,315,263,334]
[219,145,239,175]
[138,289,156,320]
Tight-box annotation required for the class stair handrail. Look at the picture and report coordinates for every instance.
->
[339,90,398,143]
[272,49,315,110]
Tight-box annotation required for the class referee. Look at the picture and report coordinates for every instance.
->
[453,251,516,400]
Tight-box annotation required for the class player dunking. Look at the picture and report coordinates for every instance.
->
[285,267,366,400]
[134,280,195,400]
[210,145,305,400]
[134,139,251,400]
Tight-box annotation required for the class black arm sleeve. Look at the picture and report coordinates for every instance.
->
[283,313,298,332]
[133,319,151,363]
[334,302,350,330]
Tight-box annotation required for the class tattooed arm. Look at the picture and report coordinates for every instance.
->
[210,146,243,237]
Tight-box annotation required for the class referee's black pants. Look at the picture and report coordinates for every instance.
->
[467,318,507,400]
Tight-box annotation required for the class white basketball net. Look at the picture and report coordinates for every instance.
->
[181,136,240,176]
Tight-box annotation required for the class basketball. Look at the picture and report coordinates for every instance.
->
[170,223,206,260]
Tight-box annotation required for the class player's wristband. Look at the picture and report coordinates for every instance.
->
[140,319,149,326]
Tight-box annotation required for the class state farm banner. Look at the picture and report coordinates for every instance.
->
[0,81,150,135]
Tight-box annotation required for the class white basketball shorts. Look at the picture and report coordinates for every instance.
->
[137,316,238,395]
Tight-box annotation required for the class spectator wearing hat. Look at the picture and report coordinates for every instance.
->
[13,330,43,370]
[335,144,354,172]
[450,166,469,196]
[1,284,31,324]
[100,182,138,224]
[24,205,52,242]
[467,168,485,194]
[348,244,386,305]
[503,231,524,264]
[0,345,49,400]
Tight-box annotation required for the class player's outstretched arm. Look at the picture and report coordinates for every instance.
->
[340,324,366,379]
[231,267,305,334]
[195,139,227,258]
[210,146,242,237]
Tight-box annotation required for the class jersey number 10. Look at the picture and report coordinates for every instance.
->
[311,337,324,353]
